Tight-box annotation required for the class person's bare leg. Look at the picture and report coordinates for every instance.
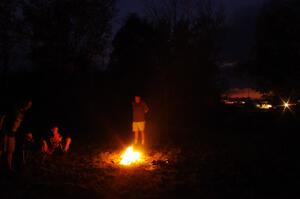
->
[0,136,5,166]
[141,131,145,145]
[41,140,49,154]
[64,137,72,152]
[6,137,15,171]
[7,152,13,170]
[40,140,49,164]
[134,131,138,145]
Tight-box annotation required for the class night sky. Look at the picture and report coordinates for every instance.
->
[116,0,266,21]
[116,0,267,60]
[11,0,267,71]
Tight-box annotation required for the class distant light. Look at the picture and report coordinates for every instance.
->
[284,102,290,108]
[256,103,273,109]
[281,99,296,111]
[262,104,272,109]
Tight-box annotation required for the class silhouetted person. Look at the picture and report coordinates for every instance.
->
[2,100,32,171]
[41,126,71,155]
[22,132,36,165]
[0,113,6,161]
[132,95,149,145]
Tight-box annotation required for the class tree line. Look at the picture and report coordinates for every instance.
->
[0,0,224,130]
[1,0,299,134]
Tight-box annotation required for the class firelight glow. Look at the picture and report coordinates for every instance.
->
[120,146,142,166]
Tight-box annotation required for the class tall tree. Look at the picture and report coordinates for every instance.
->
[143,0,225,103]
[254,0,300,95]
[110,13,155,92]
[23,0,116,73]
[110,0,225,131]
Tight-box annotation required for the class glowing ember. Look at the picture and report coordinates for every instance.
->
[120,146,142,166]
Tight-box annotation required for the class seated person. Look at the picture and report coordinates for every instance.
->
[23,132,35,150]
[41,126,71,155]
[22,132,37,164]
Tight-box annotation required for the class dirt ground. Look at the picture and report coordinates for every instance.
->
[0,124,298,199]
[0,110,299,198]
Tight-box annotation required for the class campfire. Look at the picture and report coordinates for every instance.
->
[120,146,143,166]
[95,145,180,170]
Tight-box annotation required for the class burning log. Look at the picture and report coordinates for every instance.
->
[96,146,180,169]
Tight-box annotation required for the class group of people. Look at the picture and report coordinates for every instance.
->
[0,99,72,172]
[0,95,148,172]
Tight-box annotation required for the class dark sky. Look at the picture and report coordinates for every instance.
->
[114,0,143,32]
[116,0,267,61]
[116,0,266,21]
[117,0,144,17]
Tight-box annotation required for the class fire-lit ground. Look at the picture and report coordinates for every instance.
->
[0,112,300,199]
[96,146,177,168]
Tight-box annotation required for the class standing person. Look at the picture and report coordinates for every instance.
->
[132,95,149,145]
[3,99,32,171]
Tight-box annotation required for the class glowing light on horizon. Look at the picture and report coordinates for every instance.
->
[284,102,290,108]
[280,98,296,112]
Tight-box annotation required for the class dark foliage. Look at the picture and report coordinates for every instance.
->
[0,1,227,146]
[110,1,225,133]
[23,0,116,73]
[253,0,300,95]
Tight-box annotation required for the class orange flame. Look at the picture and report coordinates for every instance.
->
[120,146,142,166]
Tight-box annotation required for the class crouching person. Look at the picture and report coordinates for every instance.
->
[41,126,71,155]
